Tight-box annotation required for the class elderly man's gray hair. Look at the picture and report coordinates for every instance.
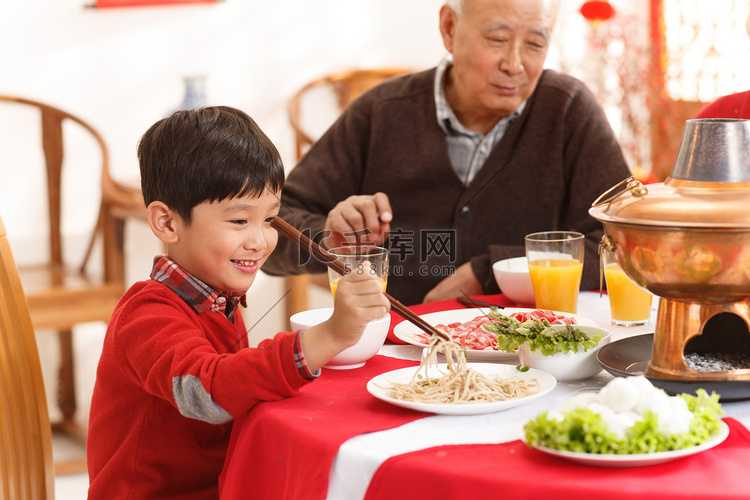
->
[445,0,464,16]
[446,0,561,19]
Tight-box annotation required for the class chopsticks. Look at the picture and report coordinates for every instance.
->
[270,217,451,342]
[456,296,504,312]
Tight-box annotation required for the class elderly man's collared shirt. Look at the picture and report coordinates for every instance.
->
[434,55,526,186]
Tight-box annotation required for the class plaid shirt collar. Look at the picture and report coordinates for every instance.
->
[434,54,526,137]
[150,255,247,321]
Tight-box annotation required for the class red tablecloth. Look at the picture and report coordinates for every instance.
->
[218,354,421,500]
[220,294,506,499]
[386,294,516,344]
[364,418,750,500]
[221,294,750,500]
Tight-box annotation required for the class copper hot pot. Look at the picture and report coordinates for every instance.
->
[589,118,750,382]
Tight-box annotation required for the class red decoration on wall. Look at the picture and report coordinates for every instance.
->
[93,0,219,8]
[580,0,615,23]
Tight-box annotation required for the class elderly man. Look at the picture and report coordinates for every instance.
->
[264,0,631,306]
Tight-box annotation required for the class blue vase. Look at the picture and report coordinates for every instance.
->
[177,75,207,110]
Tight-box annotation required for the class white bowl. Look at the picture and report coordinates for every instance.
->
[289,307,390,370]
[517,325,611,382]
[492,256,536,306]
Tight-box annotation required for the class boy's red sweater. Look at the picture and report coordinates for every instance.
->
[87,280,311,499]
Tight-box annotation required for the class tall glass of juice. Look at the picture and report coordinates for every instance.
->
[525,231,584,314]
[327,246,389,298]
[601,247,653,326]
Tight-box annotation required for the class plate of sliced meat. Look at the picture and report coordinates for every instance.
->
[392,308,599,361]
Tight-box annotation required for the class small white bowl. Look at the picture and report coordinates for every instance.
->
[289,307,390,370]
[492,256,536,306]
[517,325,611,382]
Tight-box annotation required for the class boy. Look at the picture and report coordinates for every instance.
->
[86,106,389,499]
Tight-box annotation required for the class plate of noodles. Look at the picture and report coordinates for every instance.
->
[392,308,598,361]
[367,363,557,415]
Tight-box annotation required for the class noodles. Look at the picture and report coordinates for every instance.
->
[389,334,540,404]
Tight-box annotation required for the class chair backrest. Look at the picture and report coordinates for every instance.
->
[288,68,410,161]
[0,214,55,500]
[0,94,110,270]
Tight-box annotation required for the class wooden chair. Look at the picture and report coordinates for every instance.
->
[284,68,410,318]
[0,214,55,500]
[0,95,139,463]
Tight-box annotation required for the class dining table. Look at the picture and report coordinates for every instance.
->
[219,291,750,500]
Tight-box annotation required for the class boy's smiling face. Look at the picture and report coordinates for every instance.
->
[167,189,281,293]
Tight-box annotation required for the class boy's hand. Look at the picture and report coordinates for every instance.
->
[301,268,390,372]
[328,269,390,346]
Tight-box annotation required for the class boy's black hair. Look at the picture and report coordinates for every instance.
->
[138,106,284,224]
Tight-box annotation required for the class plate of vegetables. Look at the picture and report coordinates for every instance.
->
[523,376,728,466]
[392,308,598,361]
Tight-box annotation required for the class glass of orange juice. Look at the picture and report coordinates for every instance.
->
[327,246,389,297]
[524,231,584,314]
[601,247,653,326]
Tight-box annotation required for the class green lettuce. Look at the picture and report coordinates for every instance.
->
[523,389,723,454]
[484,313,603,355]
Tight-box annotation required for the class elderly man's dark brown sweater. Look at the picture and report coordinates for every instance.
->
[264,68,631,306]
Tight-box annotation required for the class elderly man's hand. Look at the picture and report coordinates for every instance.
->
[423,261,483,303]
[322,192,393,249]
